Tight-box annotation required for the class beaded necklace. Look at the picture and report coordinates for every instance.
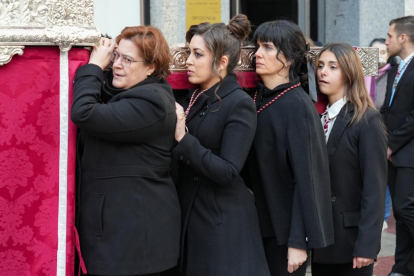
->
[253,83,301,114]
[185,87,209,117]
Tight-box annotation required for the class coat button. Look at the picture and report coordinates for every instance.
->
[186,160,191,165]
[194,176,199,181]
[203,105,208,110]
[331,197,337,202]
[179,156,184,161]
[200,112,205,117]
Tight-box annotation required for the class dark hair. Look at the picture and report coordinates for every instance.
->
[390,16,414,44]
[369,38,386,46]
[252,20,308,87]
[316,43,375,124]
[186,14,251,77]
[185,15,251,110]
[116,26,171,80]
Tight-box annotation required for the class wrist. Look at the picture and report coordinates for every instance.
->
[88,61,104,70]
[175,132,186,142]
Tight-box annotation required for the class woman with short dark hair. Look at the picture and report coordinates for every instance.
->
[71,26,181,276]
[243,20,334,276]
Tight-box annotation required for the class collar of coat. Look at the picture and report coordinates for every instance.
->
[257,78,301,98]
[101,70,162,103]
[185,73,242,104]
[326,102,355,163]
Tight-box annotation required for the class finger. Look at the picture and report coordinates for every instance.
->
[357,259,363,269]
[287,264,293,274]
[353,257,357,269]
[109,40,116,51]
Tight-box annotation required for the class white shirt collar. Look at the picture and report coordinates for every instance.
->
[326,97,346,120]
[403,52,414,63]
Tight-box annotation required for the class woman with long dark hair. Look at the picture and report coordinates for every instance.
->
[173,15,270,276]
[243,20,334,276]
[312,43,387,276]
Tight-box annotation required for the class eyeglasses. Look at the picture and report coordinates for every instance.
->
[110,50,144,67]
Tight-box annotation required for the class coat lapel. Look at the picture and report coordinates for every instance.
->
[384,65,398,108]
[326,104,354,164]
[390,60,414,108]
[185,74,240,124]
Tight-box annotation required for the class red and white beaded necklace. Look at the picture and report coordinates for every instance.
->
[185,88,209,117]
[253,83,301,114]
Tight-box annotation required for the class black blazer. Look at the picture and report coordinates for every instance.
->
[243,81,334,250]
[71,64,181,275]
[173,74,270,276]
[380,59,414,168]
[313,104,387,264]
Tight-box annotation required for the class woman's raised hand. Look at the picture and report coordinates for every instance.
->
[89,37,116,70]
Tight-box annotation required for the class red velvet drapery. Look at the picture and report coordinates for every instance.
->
[0,47,89,276]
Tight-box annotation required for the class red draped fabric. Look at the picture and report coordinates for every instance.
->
[167,71,327,114]
[0,46,89,276]
[166,71,259,89]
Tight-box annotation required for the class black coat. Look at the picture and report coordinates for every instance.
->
[313,104,387,264]
[173,74,270,276]
[243,81,334,249]
[380,60,414,168]
[71,64,181,275]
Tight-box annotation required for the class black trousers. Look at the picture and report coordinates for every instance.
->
[311,262,373,276]
[262,237,308,276]
[388,164,414,275]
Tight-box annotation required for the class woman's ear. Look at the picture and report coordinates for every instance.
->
[219,56,229,72]
[147,64,155,76]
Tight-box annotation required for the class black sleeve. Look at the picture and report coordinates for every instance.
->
[173,96,257,185]
[71,64,170,143]
[287,94,334,249]
[388,105,414,154]
[353,112,387,259]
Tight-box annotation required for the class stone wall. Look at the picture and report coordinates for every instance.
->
[325,0,405,46]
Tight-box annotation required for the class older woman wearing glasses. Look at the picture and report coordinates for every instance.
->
[71,26,180,276]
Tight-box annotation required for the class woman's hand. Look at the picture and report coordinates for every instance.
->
[287,247,307,273]
[175,102,186,142]
[89,37,116,70]
[353,257,374,269]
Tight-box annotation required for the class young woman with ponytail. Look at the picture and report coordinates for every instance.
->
[242,20,334,276]
[172,14,270,276]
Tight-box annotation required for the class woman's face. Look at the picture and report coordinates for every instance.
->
[186,35,220,90]
[372,42,389,63]
[317,50,345,99]
[112,39,152,90]
[254,40,289,78]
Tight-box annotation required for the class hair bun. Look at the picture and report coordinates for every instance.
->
[227,14,251,41]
